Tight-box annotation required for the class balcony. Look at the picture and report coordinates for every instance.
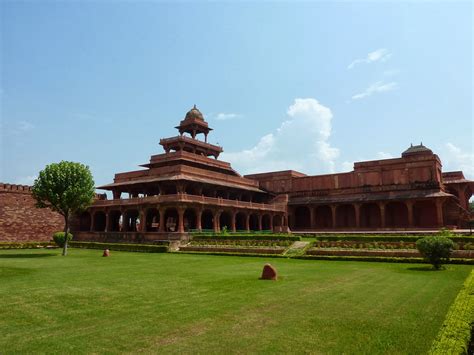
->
[91,193,286,212]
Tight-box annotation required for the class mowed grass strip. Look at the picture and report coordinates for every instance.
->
[0,249,471,354]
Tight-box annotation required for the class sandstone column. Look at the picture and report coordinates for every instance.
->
[159,207,166,232]
[177,207,185,233]
[354,204,360,228]
[406,201,414,228]
[196,209,202,232]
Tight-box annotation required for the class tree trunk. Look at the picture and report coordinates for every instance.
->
[63,214,69,256]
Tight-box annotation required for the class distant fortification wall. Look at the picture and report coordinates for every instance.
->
[0,183,63,242]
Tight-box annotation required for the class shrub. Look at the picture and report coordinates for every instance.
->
[416,236,454,270]
[53,232,73,248]
[69,242,168,253]
[429,271,474,354]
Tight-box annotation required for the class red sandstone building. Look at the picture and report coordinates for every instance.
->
[71,106,473,242]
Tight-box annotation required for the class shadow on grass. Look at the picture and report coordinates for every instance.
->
[406,266,442,272]
[0,253,57,259]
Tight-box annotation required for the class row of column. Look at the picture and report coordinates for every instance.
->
[291,199,445,229]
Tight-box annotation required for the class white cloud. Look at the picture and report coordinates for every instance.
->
[215,113,241,121]
[440,143,474,179]
[15,175,37,186]
[222,98,339,175]
[18,120,34,131]
[348,48,392,69]
[376,151,393,159]
[351,81,398,100]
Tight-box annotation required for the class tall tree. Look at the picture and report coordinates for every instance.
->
[32,161,95,256]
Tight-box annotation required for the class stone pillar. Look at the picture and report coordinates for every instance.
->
[330,205,337,228]
[406,201,414,228]
[436,199,444,227]
[140,209,146,232]
[258,214,262,231]
[354,204,360,228]
[379,202,386,228]
[159,208,166,232]
[245,213,250,232]
[105,211,110,232]
[213,210,220,233]
[196,209,202,232]
[270,214,274,232]
[177,207,185,233]
[310,207,316,229]
[231,211,237,232]
[113,190,121,200]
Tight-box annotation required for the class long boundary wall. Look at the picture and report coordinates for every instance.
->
[0,183,63,242]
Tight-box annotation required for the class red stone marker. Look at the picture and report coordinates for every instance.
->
[103,249,110,257]
[260,263,277,280]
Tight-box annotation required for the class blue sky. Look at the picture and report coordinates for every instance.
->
[1,1,472,189]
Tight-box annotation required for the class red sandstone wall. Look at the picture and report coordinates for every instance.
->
[0,184,63,242]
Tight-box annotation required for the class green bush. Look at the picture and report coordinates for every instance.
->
[416,236,454,270]
[52,232,73,248]
[193,234,300,241]
[429,271,474,354]
[0,242,54,249]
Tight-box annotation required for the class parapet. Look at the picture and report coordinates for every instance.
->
[0,183,32,193]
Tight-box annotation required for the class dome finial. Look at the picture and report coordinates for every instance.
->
[193,104,197,109]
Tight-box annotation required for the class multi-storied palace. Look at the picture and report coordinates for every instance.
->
[72,106,473,241]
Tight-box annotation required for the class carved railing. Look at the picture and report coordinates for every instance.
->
[91,193,286,212]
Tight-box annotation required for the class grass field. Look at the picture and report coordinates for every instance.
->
[0,249,471,354]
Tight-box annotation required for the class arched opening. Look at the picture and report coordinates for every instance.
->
[385,202,408,228]
[201,210,214,230]
[294,206,311,230]
[249,213,259,231]
[413,200,437,227]
[124,209,140,231]
[184,208,197,231]
[93,211,106,232]
[146,208,160,232]
[164,208,179,232]
[219,211,232,231]
[336,204,356,228]
[360,203,381,228]
[109,210,122,231]
[262,214,271,230]
[79,212,91,231]
[315,205,332,229]
[235,212,247,231]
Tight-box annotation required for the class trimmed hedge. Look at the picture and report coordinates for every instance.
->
[69,242,168,253]
[308,235,474,243]
[175,250,285,258]
[0,242,55,249]
[294,255,474,265]
[429,271,474,354]
[192,234,300,241]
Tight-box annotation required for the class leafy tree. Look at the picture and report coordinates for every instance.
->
[32,161,95,256]
[416,234,454,270]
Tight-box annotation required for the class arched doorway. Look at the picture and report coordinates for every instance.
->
[385,202,408,228]
[109,210,122,232]
[184,208,197,231]
[201,210,214,231]
[315,205,332,229]
[146,208,160,232]
[262,214,271,230]
[249,213,259,231]
[360,203,381,228]
[294,206,311,229]
[219,211,232,231]
[235,212,247,231]
[336,204,356,228]
[164,208,179,232]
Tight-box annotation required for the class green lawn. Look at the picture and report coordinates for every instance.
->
[0,249,471,354]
